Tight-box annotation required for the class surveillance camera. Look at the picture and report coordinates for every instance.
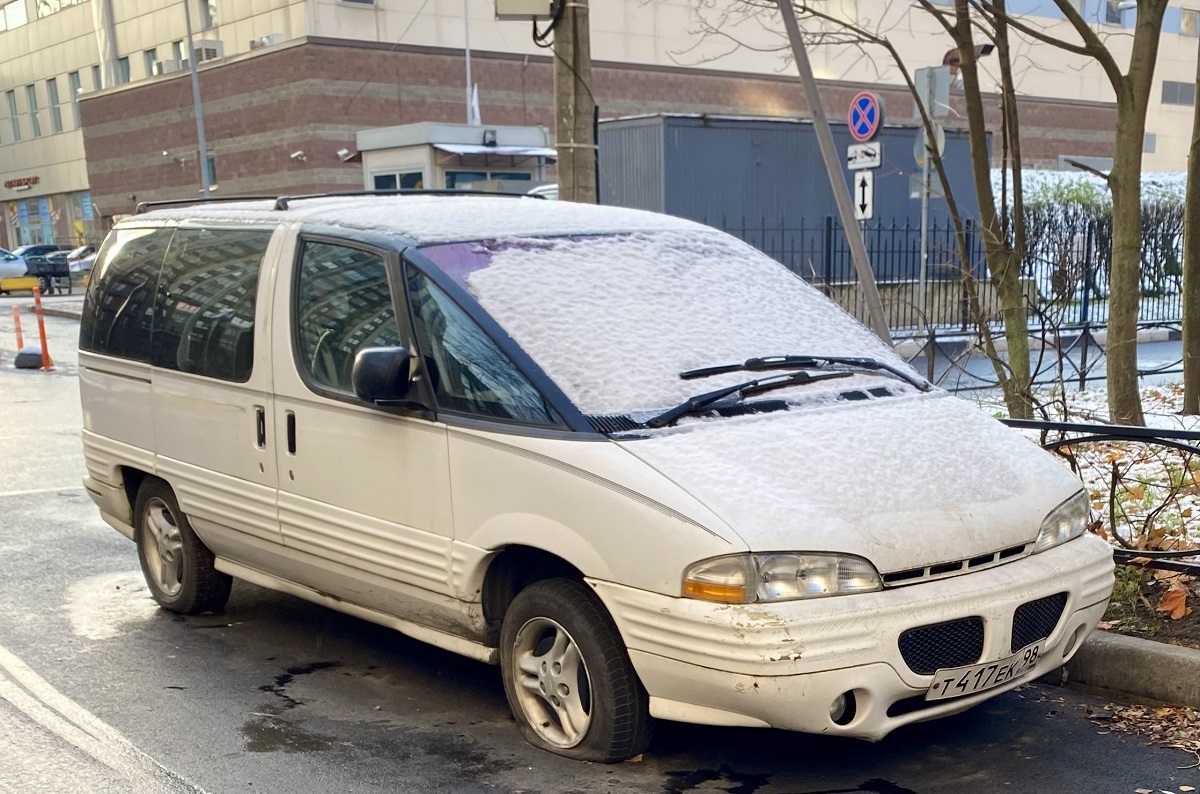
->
[336,148,353,162]
[290,150,306,161]
[162,150,170,157]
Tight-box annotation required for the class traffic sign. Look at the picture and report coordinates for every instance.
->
[913,122,946,167]
[853,170,875,220]
[909,173,945,200]
[913,65,951,119]
[848,92,883,142]
[847,142,882,170]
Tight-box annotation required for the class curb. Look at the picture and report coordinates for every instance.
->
[38,306,83,320]
[1063,631,1200,708]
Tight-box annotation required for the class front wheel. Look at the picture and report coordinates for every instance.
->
[499,578,652,762]
[134,479,232,614]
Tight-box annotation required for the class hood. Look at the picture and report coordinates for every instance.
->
[618,393,1082,574]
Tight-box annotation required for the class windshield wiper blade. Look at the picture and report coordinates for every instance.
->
[680,355,932,392]
[646,370,853,429]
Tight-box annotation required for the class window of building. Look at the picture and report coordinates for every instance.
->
[143,48,157,78]
[1,0,28,31]
[406,268,557,424]
[1163,80,1197,106]
[26,85,41,138]
[1184,9,1200,36]
[372,172,424,191]
[1144,132,1157,153]
[46,77,62,133]
[116,57,131,85]
[1104,0,1124,24]
[79,228,176,363]
[91,64,101,91]
[294,241,403,395]
[68,71,81,127]
[204,152,217,186]
[445,171,534,189]
[6,91,20,142]
[35,0,86,19]
[200,0,217,29]
[171,40,184,62]
[152,228,271,381]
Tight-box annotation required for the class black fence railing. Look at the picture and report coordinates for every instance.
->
[1000,418,1200,575]
[712,216,1185,335]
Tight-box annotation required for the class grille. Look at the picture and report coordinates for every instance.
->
[882,543,1029,587]
[1010,592,1068,653]
[898,617,985,675]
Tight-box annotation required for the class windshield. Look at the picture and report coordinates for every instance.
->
[418,229,912,417]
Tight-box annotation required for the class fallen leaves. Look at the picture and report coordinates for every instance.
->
[1092,703,1200,767]
[1159,585,1192,621]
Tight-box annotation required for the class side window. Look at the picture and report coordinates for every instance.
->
[153,228,271,382]
[80,227,174,362]
[406,268,557,425]
[295,240,402,393]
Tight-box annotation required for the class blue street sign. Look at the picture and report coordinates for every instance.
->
[848,92,883,142]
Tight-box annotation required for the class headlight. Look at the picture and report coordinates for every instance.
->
[683,553,882,604]
[1034,491,1090,553]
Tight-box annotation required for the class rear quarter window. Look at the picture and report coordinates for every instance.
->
[80,227,174,362]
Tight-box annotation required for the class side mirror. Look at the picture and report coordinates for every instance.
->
[351,346,413,405]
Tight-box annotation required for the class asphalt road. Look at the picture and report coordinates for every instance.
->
[1,308,1198,794]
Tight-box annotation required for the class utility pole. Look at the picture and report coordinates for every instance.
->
[553,0,596,203]
[775,0,891,344]
[182,0,212,199]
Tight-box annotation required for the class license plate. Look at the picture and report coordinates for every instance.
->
[925,642,1044,701]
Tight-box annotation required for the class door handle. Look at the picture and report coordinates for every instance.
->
[255,405,266,448]
[286,411,296,455]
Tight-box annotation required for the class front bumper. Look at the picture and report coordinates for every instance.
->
[589,533,1114,739]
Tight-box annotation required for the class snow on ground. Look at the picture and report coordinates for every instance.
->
[969,383,1200,550]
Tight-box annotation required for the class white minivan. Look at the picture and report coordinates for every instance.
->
[79,194,1114,762]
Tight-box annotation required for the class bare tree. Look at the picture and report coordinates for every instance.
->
[988,0,1170,425]
[1184,34,1200,415]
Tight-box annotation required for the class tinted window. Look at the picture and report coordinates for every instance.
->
[406,269,557,425]
[295,241,402,393]
[153,228,271,382]
[80,228,174,361]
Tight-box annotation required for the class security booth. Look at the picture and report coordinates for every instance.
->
[355,122,556,193]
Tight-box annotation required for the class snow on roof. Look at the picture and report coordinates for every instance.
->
[137,195,704,244]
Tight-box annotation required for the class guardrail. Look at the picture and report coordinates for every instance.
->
[1001,418,1200,576]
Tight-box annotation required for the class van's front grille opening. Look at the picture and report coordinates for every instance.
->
[1010,592,1068,653]
[881,543,1030,588]
[897,617,985,675]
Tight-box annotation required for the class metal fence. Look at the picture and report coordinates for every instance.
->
[714,216,1185,336]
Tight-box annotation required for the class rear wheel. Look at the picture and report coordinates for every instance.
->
[134,479,231,614]
[499,578,652,762]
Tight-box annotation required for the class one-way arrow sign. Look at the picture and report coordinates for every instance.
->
[854,170,875,221]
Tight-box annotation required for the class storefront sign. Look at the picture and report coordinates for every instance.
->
[4,176,39,189]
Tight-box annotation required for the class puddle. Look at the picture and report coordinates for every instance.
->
[63,571,159,640]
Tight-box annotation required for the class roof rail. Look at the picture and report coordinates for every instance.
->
[272,188,541,211]
[134,196,278,214]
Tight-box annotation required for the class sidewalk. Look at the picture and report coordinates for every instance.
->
[2,294,87,320]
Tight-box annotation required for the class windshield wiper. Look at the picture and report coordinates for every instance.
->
[680,355,932,392]
[646,370,853,429]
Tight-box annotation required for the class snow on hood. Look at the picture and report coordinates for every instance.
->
[426,228,908,417]
[619,393,1083,573]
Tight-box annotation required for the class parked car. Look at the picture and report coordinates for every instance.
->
[78,194,1114,763]
[70,251,97,275]
[0,247,27,280]
[66,244,96,264]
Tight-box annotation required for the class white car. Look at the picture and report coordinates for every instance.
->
[78,195,1114,762]
[0,248,27,280]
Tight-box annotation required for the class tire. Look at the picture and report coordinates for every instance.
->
[499,577,652,762]
[134,479,232,615]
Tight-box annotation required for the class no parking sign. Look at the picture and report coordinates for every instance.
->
[848,92,884,142]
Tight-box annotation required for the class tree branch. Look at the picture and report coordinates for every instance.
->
[1065,158,1113,184]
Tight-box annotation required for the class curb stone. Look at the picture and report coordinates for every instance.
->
[1063,631,1200,708]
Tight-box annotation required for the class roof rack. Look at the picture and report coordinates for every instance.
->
[272,188,542,211]
[134,196,278,214]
